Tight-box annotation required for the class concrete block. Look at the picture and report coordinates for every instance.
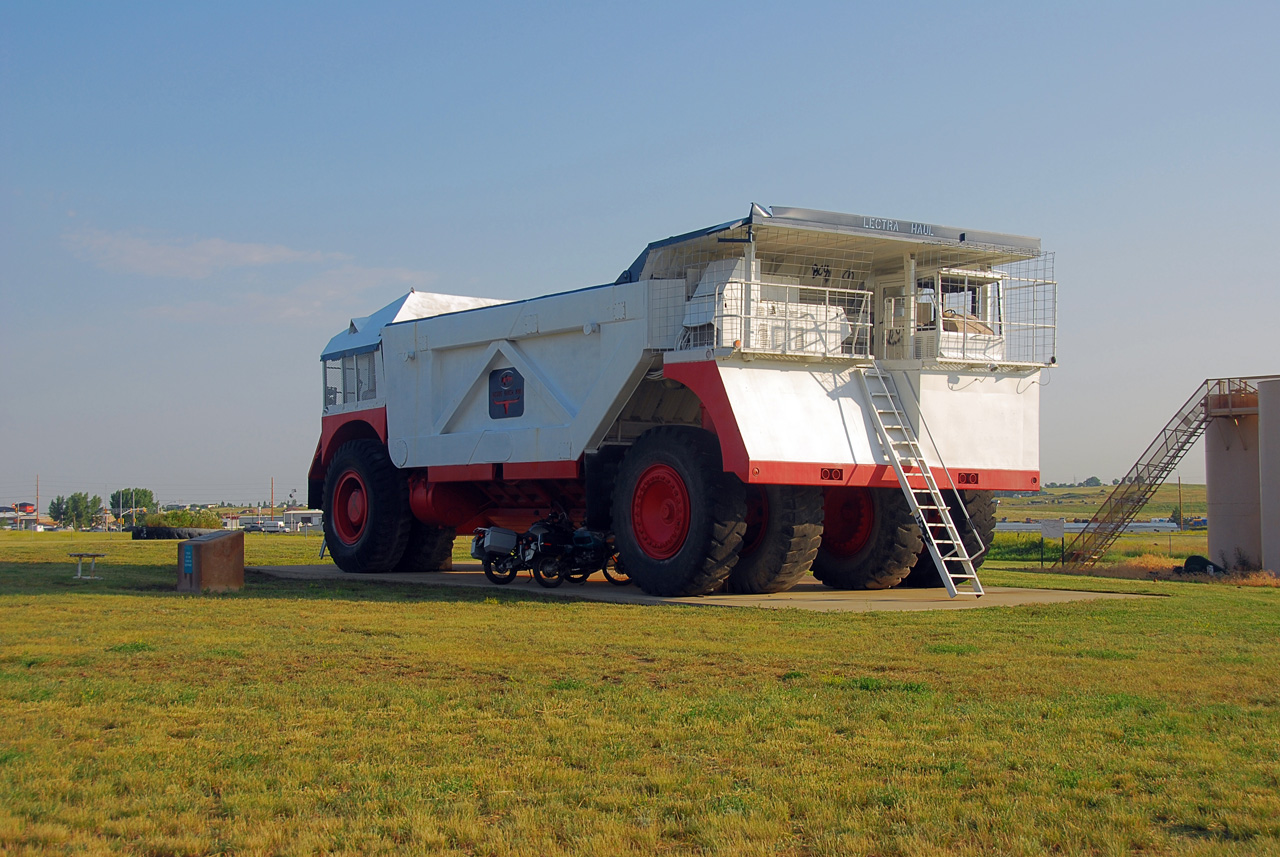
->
[177,530,245,593]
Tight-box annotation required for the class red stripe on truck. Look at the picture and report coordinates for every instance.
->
[748,461,1039,490]
[503,460,581,480]
[314,408,388,477]
[661,360,751,478]
[430,464,497,482]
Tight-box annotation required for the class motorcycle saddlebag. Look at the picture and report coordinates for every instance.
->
[482,526,518,555]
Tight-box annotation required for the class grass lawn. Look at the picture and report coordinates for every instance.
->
[996,484,1208,523]
[1,531,1277,855]
[989,531,1214,568]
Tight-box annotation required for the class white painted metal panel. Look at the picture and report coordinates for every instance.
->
[381,282,654,468]
[716,362,1039,472]
[321,290,505,359]
[914,370,1041,472]
[717,363,883,466]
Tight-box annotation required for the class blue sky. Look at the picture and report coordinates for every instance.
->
[2,1,1277,505]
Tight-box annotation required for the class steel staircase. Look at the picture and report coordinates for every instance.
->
[858,364,983,597]
[1059,377,1266,569]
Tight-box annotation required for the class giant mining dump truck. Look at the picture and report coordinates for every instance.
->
[308,205,1057,597]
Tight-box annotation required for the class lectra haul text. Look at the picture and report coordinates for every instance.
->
[862,217,935,236]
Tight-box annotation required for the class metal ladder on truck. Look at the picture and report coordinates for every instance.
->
[858,364,984,597]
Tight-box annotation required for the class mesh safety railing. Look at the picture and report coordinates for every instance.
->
[672,280,873,358]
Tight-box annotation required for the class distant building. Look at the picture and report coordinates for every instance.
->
[284,509,323,531]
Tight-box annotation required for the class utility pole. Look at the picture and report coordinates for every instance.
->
[271,477,274,520]
[1177,476,1184,533]
[35,474,39,531]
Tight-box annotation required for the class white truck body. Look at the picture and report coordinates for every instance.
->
[366,286,1042,488]
[310,204,1056,594]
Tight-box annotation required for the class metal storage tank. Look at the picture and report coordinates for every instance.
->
[1205,389,1261,570]
[1258,379,1280,574]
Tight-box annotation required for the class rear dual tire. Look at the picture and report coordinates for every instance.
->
[394,522,456,573]
[812,487,922,590]
[726,485,824,594]
[898,489,997,587]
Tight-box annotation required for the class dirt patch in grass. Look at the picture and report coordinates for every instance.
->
[1065,554,1280,587]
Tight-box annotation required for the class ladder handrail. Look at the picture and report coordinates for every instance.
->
[859,364,983,597]
[892,371,985,561]
[1059,380,1215,567]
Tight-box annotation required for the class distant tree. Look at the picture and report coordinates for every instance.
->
[1082,476,1102,488]
[66,494,85,527]
[1111,478,1120,485]
[48,496,67,525]
[110,488,156,526]
[64,492,94,529]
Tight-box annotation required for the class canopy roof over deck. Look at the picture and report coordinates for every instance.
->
[619,204,1042,285]
[321,290,506,360]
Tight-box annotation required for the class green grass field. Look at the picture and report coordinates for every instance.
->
[995,484,1208,523]
[1,531,1277,855]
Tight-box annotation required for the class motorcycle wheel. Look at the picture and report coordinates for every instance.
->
[483,559,517,585]
[602,555,630,586]
[533,559,563,588]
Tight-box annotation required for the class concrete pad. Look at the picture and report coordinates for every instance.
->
[249,563,1148,612]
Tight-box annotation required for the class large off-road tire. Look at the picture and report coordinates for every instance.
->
[584,448,625,532]
[611,427,746,597]
[955,490,997,568]
[322,439,412,574]
[393,522,456,573]
[725,484,824,594]
[811,487,922,590]
[899,489,997,588]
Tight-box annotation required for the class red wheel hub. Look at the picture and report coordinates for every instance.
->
[631,463,690,560]
[822,487,875,558]
[740,485,769,557]
[332,469,368,546]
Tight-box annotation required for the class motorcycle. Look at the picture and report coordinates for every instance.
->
[471,511,629,588]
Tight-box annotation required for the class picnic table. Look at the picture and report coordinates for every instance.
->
[69,552,106,580]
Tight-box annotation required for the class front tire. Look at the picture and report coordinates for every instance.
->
[533,560,564,588]
[725,485,824,593]
[322,439,411,574]
[611,427,746,597]
[811,487,921,590]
